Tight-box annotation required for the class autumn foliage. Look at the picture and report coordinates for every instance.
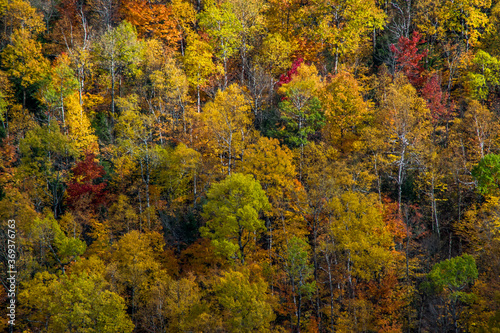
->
[1,0,500,332]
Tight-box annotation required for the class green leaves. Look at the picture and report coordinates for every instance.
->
[428,254,478,301]
[198,1,243,62]
[472,153,500,195]
[200,173,270,264]
[275,63,325,148]
[467,50,500,100]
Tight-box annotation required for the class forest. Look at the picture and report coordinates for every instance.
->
[0,0,500,332]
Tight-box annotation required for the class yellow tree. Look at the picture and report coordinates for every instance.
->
[1,0,44,40]
[183,34,221,113]
[65,92,99,155]
[150,57,190,136]
[201,84,254,175]
[310,0,385,71]
[214,267,276,332]
[380,75,431,214]
[110,230,165,323]
[321,71,372,155]
[1,28,49,107]
[324,192,398,332]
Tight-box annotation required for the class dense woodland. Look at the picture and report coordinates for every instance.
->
[1,0,500,332]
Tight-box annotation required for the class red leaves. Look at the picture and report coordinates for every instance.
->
[277,57,304,88]
[421,74,453,125]
[390,31,428,87]
[66,152,107,211]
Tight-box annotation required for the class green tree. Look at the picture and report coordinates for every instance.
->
[24,212,86,273]
[198,1,243,88]
[467,50,500,101]
[472,153,500,196]
[427,254,479,332]
[200,173,270,264]
[276,63,324,150]
[38,54,79,128]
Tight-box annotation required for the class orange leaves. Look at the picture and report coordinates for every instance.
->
[122,0,180,47]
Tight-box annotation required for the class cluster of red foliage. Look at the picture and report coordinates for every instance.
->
[390,31,428,87]
[277,57,304,88]
[66,152,107,211]
[421,74,453,124]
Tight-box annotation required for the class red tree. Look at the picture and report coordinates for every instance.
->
[421,74,453,125]
[390,31,428,87]
[66,153,108,212]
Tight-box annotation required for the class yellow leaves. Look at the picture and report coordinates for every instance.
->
[311,0,386,68]
[2,0,44,37]
[201,84,254,174]
[416,0,491,47]
[278,62,322,97]
[256,33,294,77]
[239,136,296,204]
[65,92,98,155]
[215,267,276,332]
[1,28,49,90]
[328,191,395,280]
[321,71,371,154]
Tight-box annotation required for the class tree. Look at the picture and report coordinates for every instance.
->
[279,236,315,332]
[380,75,431,214]
[136,271,211,332]
[215,267,276,332]
[20,266,134,332]
[275,62,324,179]
[38,54,79,129]
[0,0,44,42]
[466,50,500,101]
[19,121,77,217]
[201,84,254,175]
[150,57,190,135]
[390,31,428,88]
[110,230,165,323]
[426,254,478,332]
[66,152,107,216]
[200,173,270,264]
[65,92,99,154]
[416,0,491,50]
[472,154,500,196]
[323,191,397,331]
[115,99,158,229]
[311,0,386,72]
[122,0,180,47]
[23,212,86,273]
[320,71,371,154]
[97,20,144,116]
[1,28,49,107]
[183,34,221,113]
[198,1,243,88]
